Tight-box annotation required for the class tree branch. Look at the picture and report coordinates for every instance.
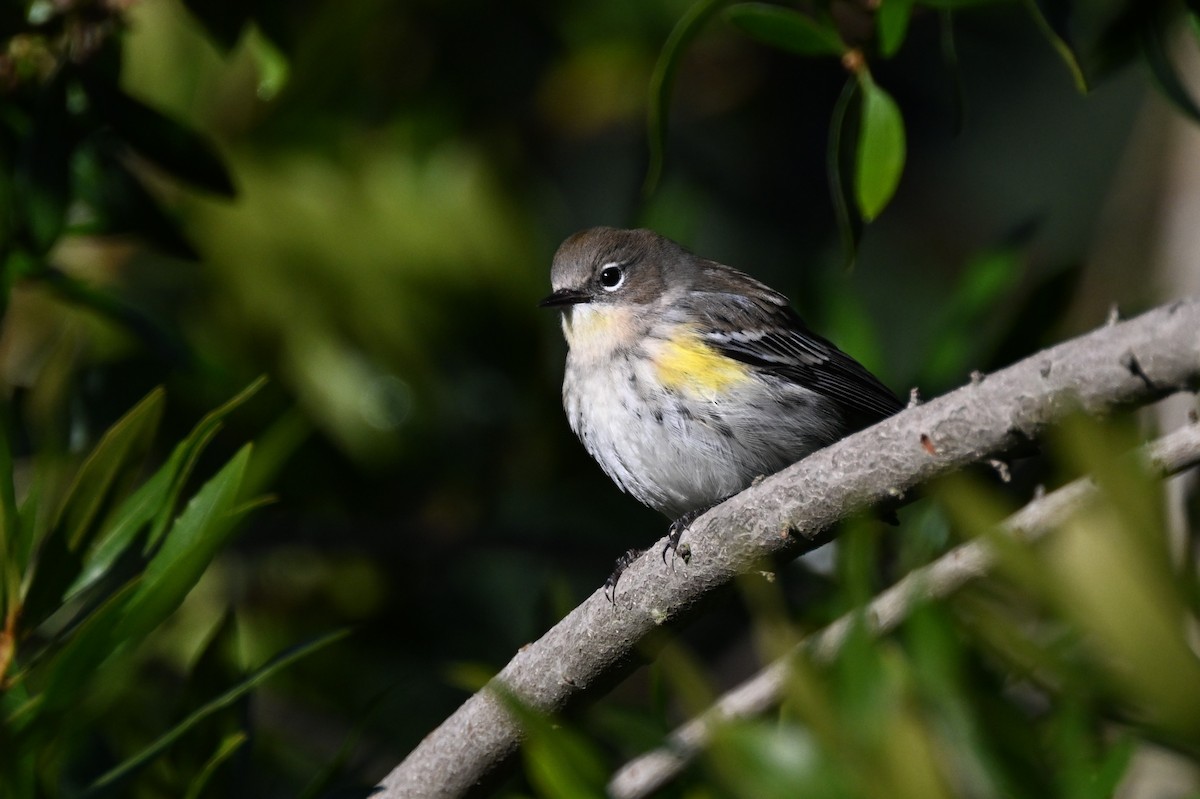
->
[376,298,1200,799]
[607,420,1200,799]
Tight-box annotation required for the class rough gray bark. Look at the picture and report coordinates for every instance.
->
[377,297,1200,799]
[607,421,1200,799]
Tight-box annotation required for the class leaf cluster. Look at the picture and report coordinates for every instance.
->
[646,0,1200,265]
[0,377,345,798]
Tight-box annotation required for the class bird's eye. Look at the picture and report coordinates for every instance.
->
[598,264,624,291]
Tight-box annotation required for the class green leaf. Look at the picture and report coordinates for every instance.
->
[644,0,730,196]
[65,461,175,601]
[143,377,266,552]
[297,685,394,799]
[40,581,139,716]
[1024,0,1089,93]
[114,444,253,644]
[59,388,165,552]
[854,73,906,221]
[726,3,845,57]
[482,680,607,797]
[68,378,265,601]
[878,0,915,58]
[923,246,1024,384]
[1139,13,1200,124]
[18,388,162,630]
[827,77,862,270]
[0,683,38,798]
[182,731,248,799]
[80,72,236,197]
[84,628,351,795]
[0,399,20,627]
[939,9,967,136]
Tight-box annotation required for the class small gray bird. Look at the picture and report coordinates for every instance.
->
[541,228,902,588]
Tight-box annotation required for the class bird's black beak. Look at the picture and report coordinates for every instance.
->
[538,288,592,308]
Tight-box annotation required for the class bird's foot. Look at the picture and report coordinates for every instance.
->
[662,506,713,567]
[604,548,644,605]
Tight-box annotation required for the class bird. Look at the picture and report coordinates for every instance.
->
[540,227,903,596]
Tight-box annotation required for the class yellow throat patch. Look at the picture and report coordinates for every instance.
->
[653,327,752,396]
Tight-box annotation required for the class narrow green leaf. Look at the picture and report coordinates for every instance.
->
[923,247,1025,383]
[1023,0,1088,92]
[878,0,915,58]
[85,628,351,795]
[60,388,165,552]
[827,77,861,270]
[939,9,967,136]
[854,73,906,221]
[144,377,266,552]
[114,444,253,644]
[68,377,265,600]
[525,730,608,799]
[182,731,248,799]
[297,685,394,799]
[18,388,163,629]
[644,0,730,197]
[726,3,845,57]
[0,682,38,797]
[490,684,607,799]
[0,400,20,626]
[1139,13,1200,124]
[65,463,174,601]
[40,581,139,715]
[2,683,42,731]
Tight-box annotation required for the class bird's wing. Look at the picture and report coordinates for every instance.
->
[682,278,904,429]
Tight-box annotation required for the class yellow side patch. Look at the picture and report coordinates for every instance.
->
[653,327,752,396]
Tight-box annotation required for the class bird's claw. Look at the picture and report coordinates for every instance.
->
[604,548,644,605]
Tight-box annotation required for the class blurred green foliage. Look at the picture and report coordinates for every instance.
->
[1,0,1198,796]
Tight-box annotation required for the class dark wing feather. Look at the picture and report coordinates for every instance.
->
[681,269,904,430]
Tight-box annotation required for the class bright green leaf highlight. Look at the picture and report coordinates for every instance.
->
[855,74,906,221]
[726,3,845,57]
[115,444,253,643]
